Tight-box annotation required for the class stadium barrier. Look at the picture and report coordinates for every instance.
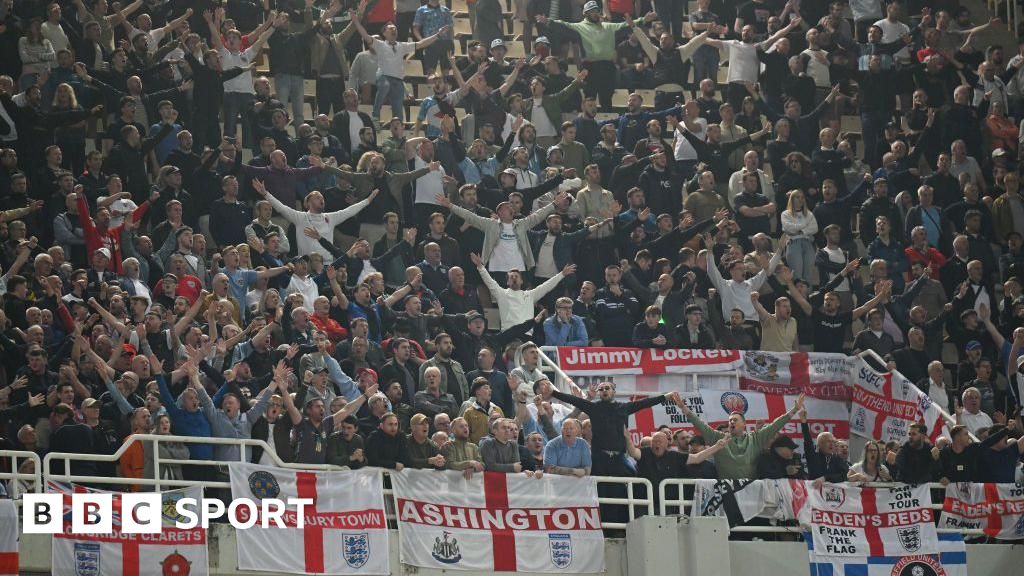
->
[0,435,983,536]
[32,435,654,529]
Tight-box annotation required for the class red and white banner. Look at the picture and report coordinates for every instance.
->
[0,500,17,576]
[849,358,950,444]
[229,463,389,575]
[392,469,604,573]
[939,482,1024,539]
[738,351,854,401]
[628,389,849,452]
[806,483,937,557]
[554,347,742,376]
[49,481,208,576]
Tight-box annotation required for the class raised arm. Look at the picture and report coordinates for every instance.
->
[686,437,730,465]
[331,383,377,426]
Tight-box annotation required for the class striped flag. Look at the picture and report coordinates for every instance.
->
[807,532,968,576]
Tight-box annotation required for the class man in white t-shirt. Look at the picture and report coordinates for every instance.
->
[872,2,911,62]
[204,9,276,139]
[127,9,193,53]
[351,5,450,123]
[408,138,456,232]
[704,15,802,110]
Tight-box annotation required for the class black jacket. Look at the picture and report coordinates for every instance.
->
[803,422,849,482]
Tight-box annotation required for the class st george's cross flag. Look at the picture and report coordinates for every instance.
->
[939,482,1024,539]
[49,481,208,576]
[849,358,951,444]
[0,500,18,576]
[391,469,605,573]
[807,531,968,576]
[228,463,389,575]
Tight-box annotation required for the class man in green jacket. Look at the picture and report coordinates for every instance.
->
[537,1,656,110]
[677,392,806,479]
[504,61,589,148]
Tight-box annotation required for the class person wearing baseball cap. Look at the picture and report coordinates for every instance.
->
[537,2,653,111]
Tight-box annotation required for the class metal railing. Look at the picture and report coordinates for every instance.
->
[989,0,1020,41]
[1,439,1004,537]
[0,450,41,499]
[657,479,987,536]
[30,436,654,530]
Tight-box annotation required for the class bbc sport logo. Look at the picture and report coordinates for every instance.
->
[23,493,314,533]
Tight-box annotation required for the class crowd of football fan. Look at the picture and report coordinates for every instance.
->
[0,0,1023,505]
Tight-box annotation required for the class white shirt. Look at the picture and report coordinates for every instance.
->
[802,48,831,87]
[287,274,320,309]
[98,196,138,229]
[489,223,525,272]
[259,421,278,466]
[347,111,364,152]
[219,45,258,94]
[722,40,761,84]
[356,258,378,285]
[129,26,167,53]
[372,38,416,79]
[822,246,850,291]
[706,249,783,321]
[0,100,19,142]
[872,18,911,61]
[40,21,70,54]
[535,233,559,278]
[263,194,372,258]
[531,100,557,138]
[673,121,707,161]
[413,156,445,205]
[960,410,993,436]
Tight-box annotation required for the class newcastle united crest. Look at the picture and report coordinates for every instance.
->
[549,533,572,568]
[432,531,462,564]
[342,532,370,568]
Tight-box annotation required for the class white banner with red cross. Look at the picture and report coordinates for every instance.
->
[849,358,951,444]
[738,351,855,401]
[939,482,1024,539]
[391,469,605,573]
[48,481,208,576]
[0,500,17,576]
[228,463,389,575]
[627,389,849,453]
[805,483,938,557]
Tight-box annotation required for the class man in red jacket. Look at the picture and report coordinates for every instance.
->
[76,186,157,274]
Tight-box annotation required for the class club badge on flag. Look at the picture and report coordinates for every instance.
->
[849,358,951,444]
[939,482,1024,540]
[0,500,18,576]
[807,531,968,576]
[628,389,849,454]
[391,469,605,573]
[805,483,937,557]
[228,463,389,575]
[739,351,854,401]
[48,481,209,576]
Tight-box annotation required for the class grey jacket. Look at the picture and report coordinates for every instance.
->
[480,437,521,472]
[419,355,469,403]
[448,201,557,269]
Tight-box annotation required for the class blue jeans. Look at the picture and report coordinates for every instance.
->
[787,237,815,285]
[691,47,719,89]
[373,75,406,122]
[222,92,253,138]
[274,73,306,127]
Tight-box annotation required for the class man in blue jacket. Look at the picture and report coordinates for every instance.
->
[544,297,589,346]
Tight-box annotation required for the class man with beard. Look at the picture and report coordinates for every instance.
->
[678,392,806,479]
[626,429,729,510]
[890,422,939,483]
[419,333,469,405]
[281,371,375,465]
[443,416,485,478]
[703,17,803,110]
[630,21,714,111]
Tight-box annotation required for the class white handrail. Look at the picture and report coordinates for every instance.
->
[0,450,41,499]
[657,479,987,536]
[31,437,656,530]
